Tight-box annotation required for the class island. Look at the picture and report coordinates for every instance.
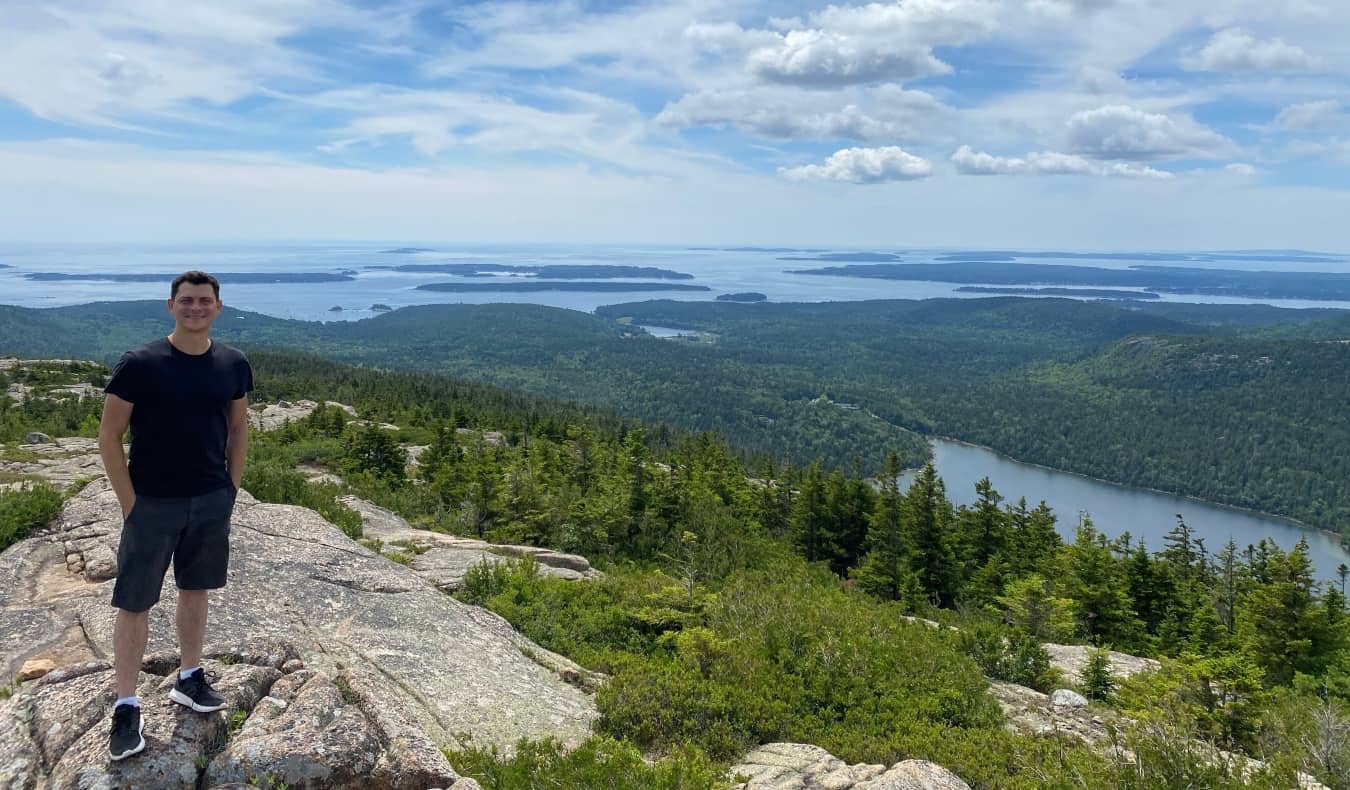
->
[328,306,344,312]
[415,281,710,293]
[379,263,694,280]
[787,261,1350,301]
[380,248,436,254]
[778,252,902,262]
[0,263,11,269]
[955,287,1162,299]
[24,272,354,284]
[370,304,393,311]
[716,292,768,302]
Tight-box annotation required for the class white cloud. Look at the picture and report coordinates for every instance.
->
[684,21,781,52]
[1184,28,1323,73]
[951,145,1171,178]
[745,0,999,87]
[0,0,390,126]
[656,85,950,141]
[1224,162,1258,176]
[1271,100,1343,131]
[779,146,933,183]
[1067,105,1233,160]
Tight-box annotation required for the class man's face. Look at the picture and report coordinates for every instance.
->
[167,282,222,332]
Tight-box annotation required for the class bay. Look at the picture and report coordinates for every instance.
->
[4,242,1350,321]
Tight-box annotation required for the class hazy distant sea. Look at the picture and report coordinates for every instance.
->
[3,242,1350,321]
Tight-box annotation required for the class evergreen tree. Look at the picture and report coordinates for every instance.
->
[997,574,1075,641]
[1241,539,1321,685]
[854,453,910,602]
[1059,515,1140,646]
[790,461,832,564]
[1080,647,1116,702]
[905,463,959,606]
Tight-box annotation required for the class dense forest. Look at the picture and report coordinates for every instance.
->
[5,351,1347,788]
[2,296,1349,540]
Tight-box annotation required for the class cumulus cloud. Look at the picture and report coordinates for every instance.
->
[951,145,1171,178]
[1184,28,1322,73]
[656,85,949,141]
[1066,105,1232,160]
[1271,100,1342,131]
[745,0,998,87]
[779,146,933,183]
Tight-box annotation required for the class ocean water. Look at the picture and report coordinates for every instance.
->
[3,242,1350,320]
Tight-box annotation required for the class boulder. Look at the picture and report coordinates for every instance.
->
[1,478,599,764]
[728,744,970,790]
[1043,643,1158,687]
[336,495,602,591]
[857,760,971,790]
[16,659,55,682]
[23,433,52,445]
[1050,689,1089,708]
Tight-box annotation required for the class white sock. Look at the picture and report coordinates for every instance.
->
[114,695,139,709]
[179,667,201,681]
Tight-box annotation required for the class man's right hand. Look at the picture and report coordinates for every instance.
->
[120,498,136,520]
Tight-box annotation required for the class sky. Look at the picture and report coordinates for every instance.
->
[1,0,1349,249]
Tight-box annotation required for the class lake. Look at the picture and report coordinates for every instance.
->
[904,438,1350,580]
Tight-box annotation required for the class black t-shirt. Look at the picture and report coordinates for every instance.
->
[105,337,254,497]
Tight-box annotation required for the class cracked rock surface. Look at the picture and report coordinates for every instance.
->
[0,475,599,773]
[0,639,475,789]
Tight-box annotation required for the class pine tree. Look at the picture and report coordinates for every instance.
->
[905,463,959,606]
[854,453,910,601]
[1060,515,1140,646]
[1080,647,1116,702]
[791,461,832,564]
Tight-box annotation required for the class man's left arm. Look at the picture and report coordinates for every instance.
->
[226,396,249,490]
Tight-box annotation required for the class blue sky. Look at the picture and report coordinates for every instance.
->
[1,0,1349,248]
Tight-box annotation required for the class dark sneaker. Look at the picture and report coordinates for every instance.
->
[109,703,145,761]
[169,668,227,713]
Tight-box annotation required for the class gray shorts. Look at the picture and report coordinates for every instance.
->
[111,486,237,613]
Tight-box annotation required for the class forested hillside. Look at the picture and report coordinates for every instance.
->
[4,351,1346,787]
[2,296,1348,536]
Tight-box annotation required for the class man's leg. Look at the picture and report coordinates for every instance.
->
[176,589,208,673]
[113,608,150,698]
[168,487,231,714]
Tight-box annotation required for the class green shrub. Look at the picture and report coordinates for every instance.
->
[0,483,65,552]
[957,623,1061,692]
[241,460,362,538]
[447,736,725,790]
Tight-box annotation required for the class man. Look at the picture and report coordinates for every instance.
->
[98,271,253,761]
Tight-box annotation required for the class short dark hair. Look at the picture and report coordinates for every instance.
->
[171,271,220,299]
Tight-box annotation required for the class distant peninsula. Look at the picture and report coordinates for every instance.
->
[689,247,826,253]
[716,292,768,302]
[788,261,1350,302]
[956,287,1162,299]
[375,263,694,280]
[416,281,710,293]
[778,252,902,262]
[380,247,436,254]
[24,272,354,284]
[934,250,1343,264]
[0,263,11,269]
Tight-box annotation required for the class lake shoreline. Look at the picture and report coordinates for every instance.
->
[922,433,1342,544]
